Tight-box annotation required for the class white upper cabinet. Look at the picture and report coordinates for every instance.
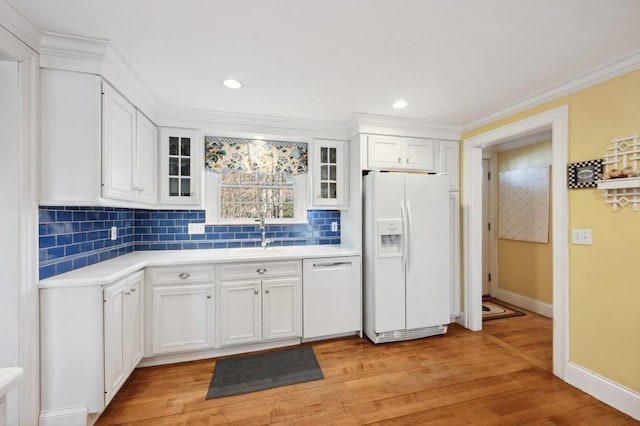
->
[40,69,158,207]
[439,140,460,192]
[159,127,202,207]
[41,69,103,205]
[135,112,158,204]
[311,139,349,208]
[367,135,438,171]
[102,83,137,201]
[102,83,158,204]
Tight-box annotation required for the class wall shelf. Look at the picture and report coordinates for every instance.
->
[599,135,640,211]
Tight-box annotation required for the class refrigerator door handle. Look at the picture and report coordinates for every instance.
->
[406,200,412,270]
[400,199,408,270]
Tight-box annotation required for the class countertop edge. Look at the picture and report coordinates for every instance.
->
[39,247,361,289]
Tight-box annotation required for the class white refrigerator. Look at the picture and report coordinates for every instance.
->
[363,171,450,343]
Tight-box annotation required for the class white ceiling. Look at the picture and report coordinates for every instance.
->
[10,0,640,126]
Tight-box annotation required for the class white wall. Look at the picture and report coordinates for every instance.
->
[0,59,20,426]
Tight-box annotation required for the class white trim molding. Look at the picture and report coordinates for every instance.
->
[464,49,640,131]
[494,288,552,318]
[349,112,461,141]
[39,406,89,426]
[462,105,569,381]
[39,32,162,122]
[566,363,640,421]
[0,0,41,52]
[159,107,348,141]
[0,23,40,426]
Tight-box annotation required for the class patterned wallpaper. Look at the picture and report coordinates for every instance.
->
[39,207,340,279]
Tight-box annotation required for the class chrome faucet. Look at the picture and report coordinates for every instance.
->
[255,217,273,248]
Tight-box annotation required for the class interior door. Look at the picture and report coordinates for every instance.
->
[404,173,450,329]
[482,159,491,295]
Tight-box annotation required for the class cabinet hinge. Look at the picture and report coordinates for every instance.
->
[488,222,491,231]
[487,171,491,180]
[488,273,492,282]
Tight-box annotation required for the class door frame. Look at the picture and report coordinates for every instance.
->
[0,25,40,425]
[462,105,569,380]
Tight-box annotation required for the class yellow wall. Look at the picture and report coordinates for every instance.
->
[464,69,640,393]
[497,141,552,304]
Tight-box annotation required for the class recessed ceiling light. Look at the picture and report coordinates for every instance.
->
[222,79,243,89]
[393,100,408,109]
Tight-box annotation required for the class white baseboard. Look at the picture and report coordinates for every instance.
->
[495,287,553,318]
[566,362,640,420]
[39,406,88,426]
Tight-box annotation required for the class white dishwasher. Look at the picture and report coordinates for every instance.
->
[302,256,361,339]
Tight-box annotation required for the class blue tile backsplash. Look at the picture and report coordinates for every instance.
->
[39,207,340,279]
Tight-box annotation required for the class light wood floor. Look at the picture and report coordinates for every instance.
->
[96,310,638,425]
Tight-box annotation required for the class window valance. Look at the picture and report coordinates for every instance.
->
[204,136,308,175]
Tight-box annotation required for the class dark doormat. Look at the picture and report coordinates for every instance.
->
[206,346,324,399]
[482,297,526,321]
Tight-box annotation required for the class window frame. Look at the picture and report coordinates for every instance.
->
[204,170,308,224]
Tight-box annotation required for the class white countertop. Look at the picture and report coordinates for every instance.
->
[39,245,360,289]
[0,367,23,399]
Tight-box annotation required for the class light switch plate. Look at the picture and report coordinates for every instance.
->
[331,222,338,232]
[572,228,592,245]
[188,223,205,234]
[110,226,117,241]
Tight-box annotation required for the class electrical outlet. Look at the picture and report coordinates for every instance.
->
[188,223,206,234]
[572,228,592,245]
[110,226,117,241]
[331,222,338,232]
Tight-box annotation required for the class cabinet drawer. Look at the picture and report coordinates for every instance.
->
[220,261,301,281]
[148,265,215,285]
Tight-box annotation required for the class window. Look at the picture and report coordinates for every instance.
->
[204,136,308,223]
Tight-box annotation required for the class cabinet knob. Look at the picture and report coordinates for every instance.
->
[265,289,270,294]
[397,157,402,164]
[254,289,259,295]
[178,272,190,280]
[124,291,130,296]
[256,268,267,275]
[206,295,211,299]
[131,288,136,293]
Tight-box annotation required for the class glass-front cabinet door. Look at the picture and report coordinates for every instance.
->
[159,128,202,206]
[312,139,348,208]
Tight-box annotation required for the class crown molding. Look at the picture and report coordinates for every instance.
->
[464,49,640,132]
[0,0,41,52]
[39,31,162,122]
[349,112,462,141]
[158,107,348,141]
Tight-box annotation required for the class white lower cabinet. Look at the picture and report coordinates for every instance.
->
[262,277,300,340]
[146,265,216,356]
[104,271,143,404]
[220,261,302,347]
[40,270,144,419]
[151,285,215,354]
[220,279,262,346]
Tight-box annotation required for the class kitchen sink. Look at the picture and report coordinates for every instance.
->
[226,247,290,257]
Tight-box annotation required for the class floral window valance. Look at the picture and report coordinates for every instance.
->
[204,136,308,175]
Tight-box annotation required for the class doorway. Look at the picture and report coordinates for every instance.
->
[462,106,569,380]
[0,27,40,426]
